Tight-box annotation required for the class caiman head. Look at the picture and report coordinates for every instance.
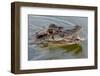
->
[63,25,81,36]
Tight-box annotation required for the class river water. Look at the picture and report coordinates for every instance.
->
[28,15,88,60]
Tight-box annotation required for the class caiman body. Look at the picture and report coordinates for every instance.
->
[33,24,84,46]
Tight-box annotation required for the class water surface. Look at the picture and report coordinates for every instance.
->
[28,15,88,60]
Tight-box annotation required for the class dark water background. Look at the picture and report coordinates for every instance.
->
[28,15,88,60]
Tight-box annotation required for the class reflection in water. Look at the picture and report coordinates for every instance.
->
[28,43,83,60]
[40,43,82,55]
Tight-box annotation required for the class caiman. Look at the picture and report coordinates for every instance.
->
[33,24,84,46]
